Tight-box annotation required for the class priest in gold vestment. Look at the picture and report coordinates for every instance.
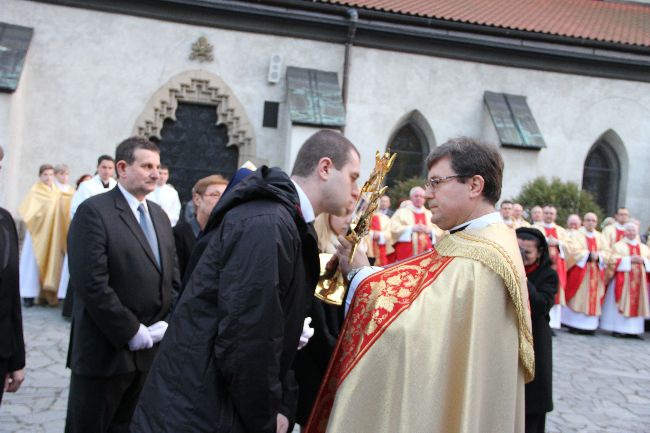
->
[18,164,73,306]
[305,137,533,433]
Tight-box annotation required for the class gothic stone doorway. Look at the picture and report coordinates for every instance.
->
[153,102,239,205]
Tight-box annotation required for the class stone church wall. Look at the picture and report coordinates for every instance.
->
[1,0,649,227]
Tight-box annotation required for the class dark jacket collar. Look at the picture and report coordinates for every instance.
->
[203,166,304,235]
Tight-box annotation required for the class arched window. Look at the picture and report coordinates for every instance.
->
[582,141,621,215]
[384,123,429,188]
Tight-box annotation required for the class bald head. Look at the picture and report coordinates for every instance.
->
[624,222,638,240]
[566,214,581,230]
[583,212,598,231]
[410,186,425,208]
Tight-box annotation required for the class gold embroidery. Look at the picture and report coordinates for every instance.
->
[436,231,536,383]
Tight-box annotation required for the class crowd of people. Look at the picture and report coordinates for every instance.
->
[0,133,648,433]
[498,201,650,339]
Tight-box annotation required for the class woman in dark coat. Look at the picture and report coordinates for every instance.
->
[516,227,558,433]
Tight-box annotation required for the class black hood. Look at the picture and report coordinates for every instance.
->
[203,166,304,234]
[516,227,551,268]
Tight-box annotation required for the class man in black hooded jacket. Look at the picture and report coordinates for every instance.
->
[131,130,360,433]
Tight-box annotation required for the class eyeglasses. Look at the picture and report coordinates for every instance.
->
[425,175,469,191]
[203,192,222,198]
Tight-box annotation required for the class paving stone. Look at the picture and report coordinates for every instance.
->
[1,403,32,416]
[3,304,650,433]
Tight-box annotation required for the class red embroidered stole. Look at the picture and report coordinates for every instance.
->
[615,243,643,316]
[305,250,453,433]
[413,212,432,254]
[615,228,625,243]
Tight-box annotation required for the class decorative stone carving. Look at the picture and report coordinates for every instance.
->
[132,70,261,166]
[190,36,214,63]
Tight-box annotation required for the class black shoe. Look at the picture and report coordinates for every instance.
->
[22,298,34,308]
[622,333,644,340]
[551,330,556,337]
[612,332,624,338]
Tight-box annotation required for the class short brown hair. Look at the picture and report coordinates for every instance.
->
[426,137,503,205]
[192,174,229,196]
[54,164,70,174]
[39,163,54,175]
[97,154,114,166]
[115,137,159,166]
[291,130,359,177]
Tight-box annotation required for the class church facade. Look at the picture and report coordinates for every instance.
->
[1,0,649,226]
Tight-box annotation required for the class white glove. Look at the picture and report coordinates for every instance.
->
[148,321,168,344]
[128,324,154,351]
[298,317,314,350]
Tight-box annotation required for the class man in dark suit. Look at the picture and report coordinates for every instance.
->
[0,145,26,405]
[64,137,180,432]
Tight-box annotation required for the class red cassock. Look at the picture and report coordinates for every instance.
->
[565,236,604,314]
[393,213,432,261]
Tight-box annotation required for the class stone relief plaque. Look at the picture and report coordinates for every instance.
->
[189,36,214,62]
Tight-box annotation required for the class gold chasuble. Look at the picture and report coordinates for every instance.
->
[306,223,533,433]
[19,181,72,302]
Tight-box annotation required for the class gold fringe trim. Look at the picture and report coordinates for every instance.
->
[436,231,536,383]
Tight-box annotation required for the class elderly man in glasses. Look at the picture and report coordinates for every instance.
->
[306,137,532,433]
[390,186,444,262]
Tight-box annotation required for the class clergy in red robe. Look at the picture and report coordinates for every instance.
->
[562,213,609,333]
[533,205,574,329]
[602,207,630,249]
[390,187,443,261]
[365,211,392,266]
[600,223,650,337]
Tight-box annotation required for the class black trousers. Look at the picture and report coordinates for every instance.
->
[0,358,8,405]
[65,371,147,433]
[525,412,547,433]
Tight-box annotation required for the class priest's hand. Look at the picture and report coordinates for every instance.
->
[547,236,559,246]
[336,235,370,275]
[590,251,599,261]
[4,369,25,393]
[413,223,427,233]
[631,255,644,264]
[276,413,289,433]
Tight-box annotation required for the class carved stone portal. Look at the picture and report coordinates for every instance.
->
[132,70,260,166]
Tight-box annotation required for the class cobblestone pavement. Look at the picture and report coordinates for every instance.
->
[2,307,650,433]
